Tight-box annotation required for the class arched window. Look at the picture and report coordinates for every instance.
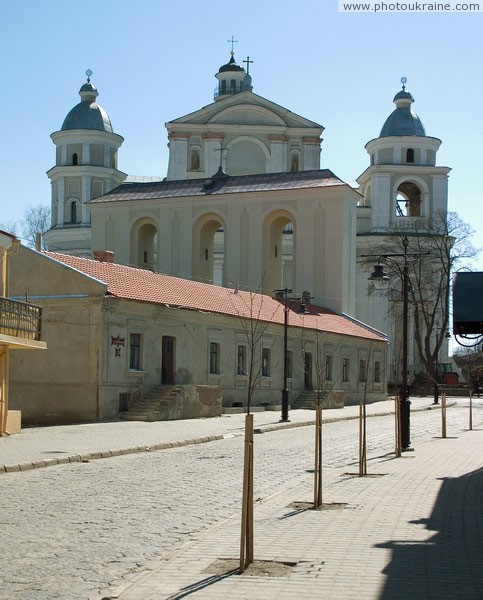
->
[395,181,422,217]
[406,148,414,163]
[262,211,295,292]
[72,153,78,165]
[70,201,77,224]
[131,220,159,270]
[192,216,225,285]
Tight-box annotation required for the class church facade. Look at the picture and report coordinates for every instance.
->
[42,53,450,389]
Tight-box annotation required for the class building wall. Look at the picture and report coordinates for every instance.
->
[8,247,387,425]
[90,185,359,314]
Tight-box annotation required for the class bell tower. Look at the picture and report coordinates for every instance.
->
[357,79,450,235]
[44,71,126,255]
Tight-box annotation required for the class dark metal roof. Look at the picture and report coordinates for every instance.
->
[90,169,348,203]
[219,55,244,73]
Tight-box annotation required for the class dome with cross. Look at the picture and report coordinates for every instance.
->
[61,71,114,133]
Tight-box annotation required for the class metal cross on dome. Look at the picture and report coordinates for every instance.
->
[227,35,238,55]
[243,56,253,74]
[86,69,93,83]
[401,76,407,90]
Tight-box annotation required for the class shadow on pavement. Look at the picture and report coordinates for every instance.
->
[376,466,483,599]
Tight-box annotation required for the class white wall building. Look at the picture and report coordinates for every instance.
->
[43,56,450,391]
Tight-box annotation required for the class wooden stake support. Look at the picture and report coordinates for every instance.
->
[359,397,367,476]
[314,404,322,508]
[239,413,254,573]
[441,391,447,439]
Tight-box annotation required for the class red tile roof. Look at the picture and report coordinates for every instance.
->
[44,252,387,343]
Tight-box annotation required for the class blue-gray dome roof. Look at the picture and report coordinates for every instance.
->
[380,88,426,137]
[61,79,113,133]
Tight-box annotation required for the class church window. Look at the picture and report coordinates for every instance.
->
[72,153,78,165]
[221,80,227,94]
[70,201,78,224]
[406,148,415,163]
[230,79,236,93]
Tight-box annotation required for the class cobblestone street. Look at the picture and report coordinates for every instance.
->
[1,402,481,599]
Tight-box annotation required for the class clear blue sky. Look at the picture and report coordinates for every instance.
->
[1,0,482,268]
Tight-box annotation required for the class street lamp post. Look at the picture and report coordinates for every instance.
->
[366,236,419,450]
[275,288,292,423]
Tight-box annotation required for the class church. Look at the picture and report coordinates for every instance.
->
[42,50,450,393]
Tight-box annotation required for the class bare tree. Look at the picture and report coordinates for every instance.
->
[230,289,282,572]
[21,204,50,250]
[381,211,479,382]
[0,220,19,236]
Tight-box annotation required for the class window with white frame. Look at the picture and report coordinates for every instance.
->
[237,344,247,375]
[209,342,220,374]
[262,347,271,377]
[325,354,333,381]
[374,360,381,383]
[129,333,142,370]
[342,357,350,383]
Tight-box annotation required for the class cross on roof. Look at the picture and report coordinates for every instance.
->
[243,56,253,74]
[401,76,407,90]
[86,68,93,83]
[214,141,226,167]
[227,35,238,55]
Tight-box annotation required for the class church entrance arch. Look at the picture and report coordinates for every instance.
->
[130,218,158,270]
[262,210,295,293]
[192,213,226,285]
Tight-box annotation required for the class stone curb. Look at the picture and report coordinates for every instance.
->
[0,401,451,475]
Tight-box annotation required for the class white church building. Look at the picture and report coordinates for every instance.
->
[42,52,450,391]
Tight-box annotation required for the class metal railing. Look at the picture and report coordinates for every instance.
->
[0,298,42,341]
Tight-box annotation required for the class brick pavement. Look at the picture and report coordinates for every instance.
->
[97,406,483,600]
[0,398,413,474]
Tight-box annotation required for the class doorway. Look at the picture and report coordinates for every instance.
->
[161,336,175,385]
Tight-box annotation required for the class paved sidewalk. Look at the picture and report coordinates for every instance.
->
[97,403,483,600]
[0,397,435,474]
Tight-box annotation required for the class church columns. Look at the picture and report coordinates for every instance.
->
[57,177,65,225]
[82,143,90,165]
[268,135,287,173]
[168,133,190,180]
[81,176,91,224]
[303,137,321,171]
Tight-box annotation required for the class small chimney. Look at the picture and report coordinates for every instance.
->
[93,250,115,263]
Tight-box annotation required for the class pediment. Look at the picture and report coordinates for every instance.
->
[167,92,323,131]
